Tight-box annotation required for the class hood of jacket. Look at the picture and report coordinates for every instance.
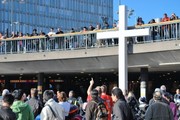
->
[11,100,29,113]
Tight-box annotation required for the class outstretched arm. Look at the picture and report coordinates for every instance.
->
[87,78,94,95]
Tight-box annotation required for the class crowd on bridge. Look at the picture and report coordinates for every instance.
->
[135,12,179,42]
[0,12,179,54]
[0,22,119,54]
[0,78,180,120]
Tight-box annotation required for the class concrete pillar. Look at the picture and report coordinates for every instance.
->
[37,73,44,102]
[140,68,148,98]
[4,77,10,90]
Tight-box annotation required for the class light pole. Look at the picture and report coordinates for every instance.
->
[2,0,24,33]
[2,0,13,32]
[127,8,136,25]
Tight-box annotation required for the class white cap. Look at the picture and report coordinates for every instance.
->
[2,89,9,96]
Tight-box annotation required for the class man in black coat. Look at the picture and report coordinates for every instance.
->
[111,88,133,120]
[0,94,16,120]
[145,91,173,120]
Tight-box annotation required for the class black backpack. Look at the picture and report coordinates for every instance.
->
[92,101,108,120]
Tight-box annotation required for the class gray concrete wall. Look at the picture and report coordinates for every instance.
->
[133,40,180,53]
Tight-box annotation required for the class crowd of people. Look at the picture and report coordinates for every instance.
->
[0,12,179,53]
[136,12,179,42]
[0,78,180,120]
[0,22,118,53]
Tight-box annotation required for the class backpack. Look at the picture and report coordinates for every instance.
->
[92,101,108,120]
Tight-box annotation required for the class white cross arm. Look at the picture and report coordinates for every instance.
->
[123,28,150,37]
[96,31,119,39]
[97,28,150,40]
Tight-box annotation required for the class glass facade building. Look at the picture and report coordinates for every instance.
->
[0,0,113,35]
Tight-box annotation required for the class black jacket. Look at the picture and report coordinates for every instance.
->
[112,99,133,120]
[0,106,16,120]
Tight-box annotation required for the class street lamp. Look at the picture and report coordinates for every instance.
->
[127,8,137,25]
[2,0,24,33]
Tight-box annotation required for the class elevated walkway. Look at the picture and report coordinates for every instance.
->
[0,20,180,74]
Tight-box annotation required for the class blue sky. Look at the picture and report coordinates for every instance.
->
[113,0,180,26]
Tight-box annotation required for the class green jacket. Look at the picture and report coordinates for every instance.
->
[11,100,34,120]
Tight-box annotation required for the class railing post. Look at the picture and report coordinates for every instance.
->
[24,39,26,53]
[176,23,178,40]
[4,41,6,54]
[39,38,42,52]
[85,34,88,50]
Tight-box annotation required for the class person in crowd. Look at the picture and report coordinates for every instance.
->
[174,88,180,103]
[70,28,75,33]
[161,13,170,39]
[86,78,103,102]
[111,87,133,120]
[94,23,101,31]
[136,17,145,42]
[17,32,25,52]
[85,89,102,120]
[56,27,64,34]
[47,28,56,50]
[40,90,65,120]
[145,91,173,120]
[170,13,178,38]
[149,88,169,105]
[31,29,38,36]
[164,92,178,120]
[160,85,167,94]
[148,19,158,40]
[112,23,118,45]
[0,32,6,53]
[88,25,96,47]
[69,104,82,120]
[68,90,79,107]
[30,28,39,51]
[126,91,139,119]
[0,89,10,107]
[54,27,63,49]
[102,21,109,29]
[136,17,144,25]
[39,30,46,36]
[170,13,178,21]
[112,23,117,29]
[10,31,18,38]
[0,94,16,120]
[26,88,43,118]
[160,85,173,102]
[93,23,102,47]
[11,89,34,120]
[89,25,95,31]
[70,28,78,48]
[101,85,113,120]
[48,28,56,36]
[57,91,71,119]
[138,96,148,119]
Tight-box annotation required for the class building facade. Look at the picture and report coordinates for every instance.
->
[0,0,113,35]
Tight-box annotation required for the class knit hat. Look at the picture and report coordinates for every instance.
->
[139,97,146,103]
[2,89,9,97]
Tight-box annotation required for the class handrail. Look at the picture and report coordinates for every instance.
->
[1,28,118,41]
[135,19,180,28]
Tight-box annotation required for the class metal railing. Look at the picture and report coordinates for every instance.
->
[1,20,180,55]
[0,30,118,54]
[135,19,180,43]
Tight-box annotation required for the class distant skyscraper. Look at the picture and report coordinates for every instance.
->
[0,0,113,34]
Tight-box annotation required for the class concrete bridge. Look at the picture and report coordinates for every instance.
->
[1,39,180,74]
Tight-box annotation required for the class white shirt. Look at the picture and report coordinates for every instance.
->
[59,101,71,116]
[40,99,65,120]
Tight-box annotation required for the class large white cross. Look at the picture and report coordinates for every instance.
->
[97,5,150,92]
